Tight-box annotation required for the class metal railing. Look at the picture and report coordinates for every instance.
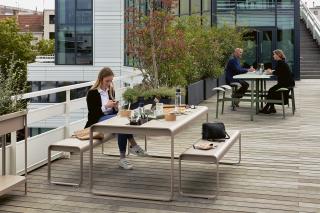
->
[35,55,55,63]
[0,70,142,175]
[300,1,320,45]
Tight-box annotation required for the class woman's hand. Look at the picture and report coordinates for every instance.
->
[266,68,273,75]
[105,100,118,108]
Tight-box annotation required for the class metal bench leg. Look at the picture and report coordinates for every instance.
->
[179,158,218,199]
[178,157,182,195]
[48,147,52,184]
[281,93,285,119]
[216,162,219,198]
[79,152,83,185]
[291,89,296,115]
[48,148,82,187]
[216,92,220,118]
[219,135,242,165]
[221,92,225,114]
[236,134,242,164]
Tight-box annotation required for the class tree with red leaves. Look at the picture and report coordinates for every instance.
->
[125,0,186,88]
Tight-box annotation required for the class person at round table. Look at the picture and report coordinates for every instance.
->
[259,49,295,114]
[225,48,256,100]
[85,67,147,169]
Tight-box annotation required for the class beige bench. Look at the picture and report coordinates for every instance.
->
[179,130,241,199]
[48,134,113,187]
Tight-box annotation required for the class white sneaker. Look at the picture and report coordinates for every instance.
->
[119,158,133,170]
[129,145,148,157]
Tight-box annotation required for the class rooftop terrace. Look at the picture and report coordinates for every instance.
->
[0,79,320,212]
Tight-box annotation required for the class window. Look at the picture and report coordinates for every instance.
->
[49,32,55,39]
[49,15,55,24]
[180,0,190,16]
[56,0,93,65]
[314,11,318,15]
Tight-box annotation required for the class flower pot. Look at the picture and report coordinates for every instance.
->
[119,110,132,117]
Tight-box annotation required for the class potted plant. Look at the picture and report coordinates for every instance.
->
[122,85,177,109]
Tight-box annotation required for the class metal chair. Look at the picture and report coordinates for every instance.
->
[287,86,296,115]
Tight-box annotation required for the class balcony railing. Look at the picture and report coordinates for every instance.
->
[35,55,55,63]
[300,1,320,45]
[0,71,142,175]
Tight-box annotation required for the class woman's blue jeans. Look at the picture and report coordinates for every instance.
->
[98,114,133,153]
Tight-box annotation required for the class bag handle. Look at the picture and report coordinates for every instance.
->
[225,131,230,139]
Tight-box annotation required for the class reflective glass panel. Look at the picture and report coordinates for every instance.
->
[191,0,201,14]
[56,0,92,65]
[76,34,93,64]
[216,0,236,26]
[180,0,190,15]
[77,0,92,9]
[236,0,275,27]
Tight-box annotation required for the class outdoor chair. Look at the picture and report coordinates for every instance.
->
[213,83,245,118]
[264,88,294,119]
[287,86,296,115]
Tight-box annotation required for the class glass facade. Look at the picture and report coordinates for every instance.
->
[124,0,299,78]
[56,0,93,65]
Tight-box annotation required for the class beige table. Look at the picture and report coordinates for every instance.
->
[234,72,271,121]
[89,106,208,201]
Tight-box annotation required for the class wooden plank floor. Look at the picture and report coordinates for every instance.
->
[1,79,320,213]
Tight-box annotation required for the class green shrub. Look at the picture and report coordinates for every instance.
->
[122,86,177,103]
[0,54,29,116]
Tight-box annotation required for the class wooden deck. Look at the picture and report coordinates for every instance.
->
[1,79,320,213]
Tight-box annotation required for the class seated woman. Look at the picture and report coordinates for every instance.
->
[260,49,295,114]
[85,67,147,170]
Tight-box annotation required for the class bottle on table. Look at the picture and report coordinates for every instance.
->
[174,88,181,114]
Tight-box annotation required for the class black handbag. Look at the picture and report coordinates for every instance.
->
[202,122,230,141]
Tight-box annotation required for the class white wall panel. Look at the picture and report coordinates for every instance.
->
[94,0,122,67]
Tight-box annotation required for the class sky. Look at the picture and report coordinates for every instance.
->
[0,0,54,11]
[1,0,320,11]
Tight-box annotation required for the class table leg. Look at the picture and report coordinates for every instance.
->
[255,79,259,114]
[1,135,5,175]
[170,135,175,200]
[89,129,93,190]
[250,80,254,121]
[91,133,175,201]
[260,79,263,109]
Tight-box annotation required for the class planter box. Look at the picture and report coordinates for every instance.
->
[0,111,27,196]
[218,73,226,86]
[186,79,204,105]
[204,78,218,100]
[127,97,172,110]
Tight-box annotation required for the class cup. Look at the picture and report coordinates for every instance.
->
[165,113,176,121]
[119,110,131,117]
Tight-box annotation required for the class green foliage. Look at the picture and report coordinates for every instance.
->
[126,1,246,87]
[173,16,246,84]
[0,55,29,116]
[126,0,187,88]
[0,18,35,76]
[0,18,33,116]
[35,39,55,55]
[122,86,176,103]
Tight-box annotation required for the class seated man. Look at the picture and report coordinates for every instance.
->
[225,48,255,100]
